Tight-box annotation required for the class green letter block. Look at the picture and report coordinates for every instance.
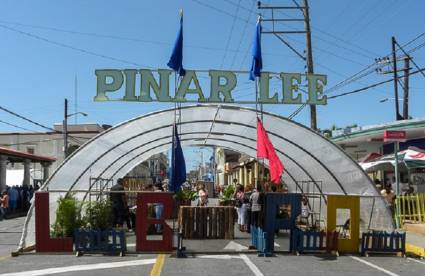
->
[258,72,278,103]
[94,70,124,101]
[139,69,172,102]
[306,74,327,105]
[123,69,138,101]
[208,70,236,103]
[175,70,206,102]
[281,73,302,104]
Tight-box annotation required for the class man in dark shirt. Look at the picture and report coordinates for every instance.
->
[110,178,126,228]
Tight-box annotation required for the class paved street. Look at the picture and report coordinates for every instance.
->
[1,217,425,276]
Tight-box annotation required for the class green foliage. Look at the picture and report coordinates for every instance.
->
[175,188,198,201]
[51,194,83,238]
[219,185,235,202]
[82,199,113,230]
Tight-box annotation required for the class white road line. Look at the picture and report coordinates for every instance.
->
[0,259,156,276]
[239,254,264,276]
[350,256,400,276]
[198,254,241,260]
[407,257,425,265]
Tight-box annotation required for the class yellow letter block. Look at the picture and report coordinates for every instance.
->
[327,195,360,253]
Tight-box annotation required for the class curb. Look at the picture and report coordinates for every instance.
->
[406,243,425,258]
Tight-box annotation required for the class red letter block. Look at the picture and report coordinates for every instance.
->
[136,192,173,252]
[35,192,73,252]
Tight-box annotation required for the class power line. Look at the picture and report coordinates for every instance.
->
[328,68,425,100]
[0,105,58,133]
[0,119,38,132]
[220,0,242,68]
[0,24,151,68]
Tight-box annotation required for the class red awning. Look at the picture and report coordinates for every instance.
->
[359,152,382,163]
[0,146,56,163]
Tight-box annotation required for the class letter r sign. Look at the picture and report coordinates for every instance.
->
[136,192,173,252]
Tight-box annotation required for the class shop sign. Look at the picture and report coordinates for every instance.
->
[383,130,407,142]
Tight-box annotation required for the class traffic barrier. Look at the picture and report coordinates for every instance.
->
[291,228,338,255]
[361,231,405,257]
[395,193,425,225]
[178,206,235,239]
[250,225,270,257]
[74,229,126,256]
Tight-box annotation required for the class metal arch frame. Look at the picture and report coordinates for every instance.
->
[41,104,371,195]
[67,119,345,195]
[107,138,306,195]
[82,132,314,201]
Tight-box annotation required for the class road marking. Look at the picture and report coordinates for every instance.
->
[150,254,165,276]
[239,254,264,276]
[407,257,425,265]
[223,241,248,251]
[198,254,241,260]
[0,259,156,276]
[350,256,400,276]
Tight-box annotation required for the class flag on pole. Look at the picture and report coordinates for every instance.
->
[167,10,186,76]
[249,18,262,81]
[170,124,186,192]
[257,118,284,184]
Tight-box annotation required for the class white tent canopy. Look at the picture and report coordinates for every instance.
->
[19,105,393,249]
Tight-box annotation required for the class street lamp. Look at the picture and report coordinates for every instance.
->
[63,98,88,158]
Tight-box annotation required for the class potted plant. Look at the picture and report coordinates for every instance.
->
[51,194,83,238]
[219,185,235,206]
[175,188,198,206]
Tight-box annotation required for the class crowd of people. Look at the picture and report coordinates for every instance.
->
[0,184,38,221]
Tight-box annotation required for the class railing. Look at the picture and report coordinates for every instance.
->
[395,193,425,225]
[361,231,405,256]
[291,228,338,255]
[74,229,127,256]
[250,225,270,256]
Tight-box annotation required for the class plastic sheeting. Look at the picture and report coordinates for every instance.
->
[19,105,394,249]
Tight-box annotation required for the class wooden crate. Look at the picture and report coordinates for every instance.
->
[178,206,235,239]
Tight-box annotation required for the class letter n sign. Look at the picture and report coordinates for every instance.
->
[136,192,173,252]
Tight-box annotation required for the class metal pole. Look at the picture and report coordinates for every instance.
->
[403,56,410,119]
[303,0,316,130]
[394,141,400,228]
[63,98,68,158]
[391,37,401,120]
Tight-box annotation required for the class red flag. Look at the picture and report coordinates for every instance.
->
[257,118,284,184]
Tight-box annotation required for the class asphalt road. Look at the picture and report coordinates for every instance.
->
[1,217,424,276]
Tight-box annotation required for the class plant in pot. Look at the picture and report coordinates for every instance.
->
[219,185,235,206]
[51,194,83,238]
[175,187,198,206]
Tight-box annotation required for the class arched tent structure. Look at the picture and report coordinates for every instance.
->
[19,105,393,249]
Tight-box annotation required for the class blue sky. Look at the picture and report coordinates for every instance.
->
[0,0,424,168]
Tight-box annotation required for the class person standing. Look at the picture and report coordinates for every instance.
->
[250,183,263,229]
[0,191,9,221]
[110,178,126,228]
[198,184,209,207]
[381,184,396,217]
[234,183,247,232]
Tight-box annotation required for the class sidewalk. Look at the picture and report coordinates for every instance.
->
[404,223,425,257]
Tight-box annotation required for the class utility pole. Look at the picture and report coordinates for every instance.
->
[391,36,402,121]
[63,98,68,158]
[258,1,317,130]
[403,56,410,119]
[303,0,316,130]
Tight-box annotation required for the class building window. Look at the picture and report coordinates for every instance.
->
[26,147,35,154]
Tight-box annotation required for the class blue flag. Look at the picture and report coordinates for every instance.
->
[170,124,186,192]
[249,19,262,81]
[167,14,186,76]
